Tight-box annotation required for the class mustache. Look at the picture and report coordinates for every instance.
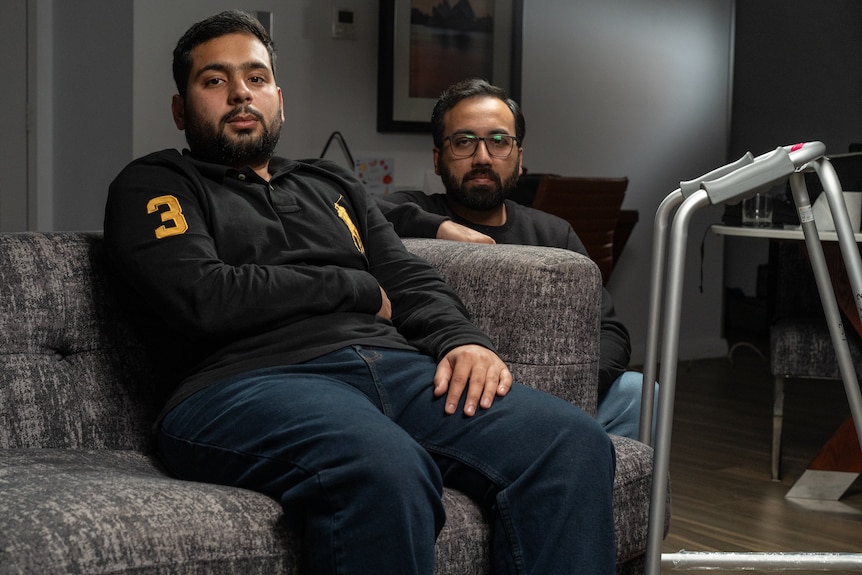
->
[221,106,265,125]
[463,168,501,184]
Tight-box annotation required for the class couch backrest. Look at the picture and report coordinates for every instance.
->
[0,233,601,451]
[0,232,160,450]
[402,239,601,413]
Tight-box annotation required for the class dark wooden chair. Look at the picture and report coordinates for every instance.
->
[531,176,629,284]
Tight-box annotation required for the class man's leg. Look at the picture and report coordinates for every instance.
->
[367,348,617,575]
[157,347,445,575]
[597,370,658,442]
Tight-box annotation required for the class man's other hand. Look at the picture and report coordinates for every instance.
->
[433,345,512,416]
[437,221,496,244]
[378,286,392,320]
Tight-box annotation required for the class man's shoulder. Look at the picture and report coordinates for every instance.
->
[112,149,194,183]
[387,189,438,202]
[132,148,188,165]
[507,200,571,228]
[118,149,201,177]
[387,190,448,210]
[295,157,352,177]
[504,200,586,251]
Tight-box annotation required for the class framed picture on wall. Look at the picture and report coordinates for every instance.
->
[377,0,523,133]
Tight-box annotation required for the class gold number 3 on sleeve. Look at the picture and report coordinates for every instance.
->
[147,195,189,239]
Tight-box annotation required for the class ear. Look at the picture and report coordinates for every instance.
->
[171,94,186,130]
[517,148,524,177]
[433,147,441,175]
[278,87,285,122]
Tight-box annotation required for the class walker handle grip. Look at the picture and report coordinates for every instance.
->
[701,147,796,205]
[679,152,754,197]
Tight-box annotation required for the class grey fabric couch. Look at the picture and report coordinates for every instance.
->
[0,231,658,574]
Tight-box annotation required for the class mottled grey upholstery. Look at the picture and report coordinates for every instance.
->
[0,232,656,574]
[771,318,862,380]
[769,241,862,479]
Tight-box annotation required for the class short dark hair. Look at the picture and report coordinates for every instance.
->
[172,10,276,98]
[430,78,525,148]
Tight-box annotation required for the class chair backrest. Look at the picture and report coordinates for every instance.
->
[531,176,628,284]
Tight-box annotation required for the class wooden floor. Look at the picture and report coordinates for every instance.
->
[653,347,862,573]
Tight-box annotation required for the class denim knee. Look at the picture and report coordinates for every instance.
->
[343,431,444,502]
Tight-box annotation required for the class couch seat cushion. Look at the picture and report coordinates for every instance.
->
[0,449,298,574]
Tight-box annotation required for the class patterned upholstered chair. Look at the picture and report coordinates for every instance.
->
[769,241,862,480]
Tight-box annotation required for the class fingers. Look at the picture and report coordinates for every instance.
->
[377,286,392,319]
[436,345,512,416]
[433,361,452,399]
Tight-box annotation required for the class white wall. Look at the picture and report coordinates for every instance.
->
[521,0,735,362]
[52,1,133,231]
[0,0,28,231]
[0,0,55,232]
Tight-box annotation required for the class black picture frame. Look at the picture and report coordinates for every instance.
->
[377,0,523,133]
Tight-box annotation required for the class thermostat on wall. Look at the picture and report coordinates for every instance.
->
[331,7,355,39]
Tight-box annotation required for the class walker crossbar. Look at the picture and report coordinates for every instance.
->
[643,141,862,574]
[662,551,862,571]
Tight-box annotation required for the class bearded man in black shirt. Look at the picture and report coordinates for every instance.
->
[378,78,656,442]
[104,11,616,575]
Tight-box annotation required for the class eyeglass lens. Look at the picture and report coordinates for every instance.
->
[448,135,517,158]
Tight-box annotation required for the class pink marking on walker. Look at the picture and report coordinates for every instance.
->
[790,143,806,152]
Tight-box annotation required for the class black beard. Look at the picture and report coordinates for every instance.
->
[184,106,282,168]
[439,164,520,211]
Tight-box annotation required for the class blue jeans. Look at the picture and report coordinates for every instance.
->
[596,371,658,443]
[158,346,616,575]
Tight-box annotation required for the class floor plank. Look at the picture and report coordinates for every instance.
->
[648,350,862,573]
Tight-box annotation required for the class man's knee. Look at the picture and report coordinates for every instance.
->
[331,431,444,502]
[616,371,645,401]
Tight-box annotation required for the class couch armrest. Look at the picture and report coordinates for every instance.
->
[403,239,602,415]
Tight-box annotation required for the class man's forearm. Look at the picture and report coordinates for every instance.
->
[375,197,447,238]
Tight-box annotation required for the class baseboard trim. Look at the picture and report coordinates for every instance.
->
[629,336,728,366]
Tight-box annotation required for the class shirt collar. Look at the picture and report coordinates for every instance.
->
[181,149,300,183]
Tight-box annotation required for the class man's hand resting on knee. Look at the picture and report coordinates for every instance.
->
[434,345,512,416]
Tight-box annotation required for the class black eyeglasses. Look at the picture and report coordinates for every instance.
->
[443,134,520,158]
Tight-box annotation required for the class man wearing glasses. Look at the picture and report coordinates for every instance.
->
[379,78,652,442]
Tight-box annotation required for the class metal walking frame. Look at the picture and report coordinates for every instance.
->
[639,141,862,573]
